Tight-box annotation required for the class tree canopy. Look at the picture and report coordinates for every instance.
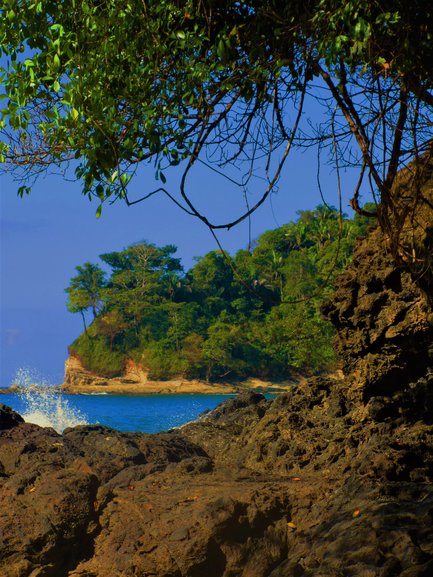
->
[66,207,372,380]
[1,1,432,243]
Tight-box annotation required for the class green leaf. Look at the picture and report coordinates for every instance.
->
[17,185,31,197]
[50,24,65,35]
[53,54,61,71]
[96,204,103,218]
[95,183,104,199]
[217,38,228,60]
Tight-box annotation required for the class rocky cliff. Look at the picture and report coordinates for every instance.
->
[322,152,433,406]
[322,226,433,405]
[63,355,154,391]
[1,160,433,576]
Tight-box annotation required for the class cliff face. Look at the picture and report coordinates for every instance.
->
[63,355,150,389]
[322,226,433,403]
[322,153,433,407]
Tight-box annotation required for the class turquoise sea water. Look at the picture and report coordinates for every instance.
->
[1,391,235,434]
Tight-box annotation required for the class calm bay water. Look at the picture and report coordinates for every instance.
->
[1,391,235,434]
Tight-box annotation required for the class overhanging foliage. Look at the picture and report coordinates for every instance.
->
[1,1,432,247]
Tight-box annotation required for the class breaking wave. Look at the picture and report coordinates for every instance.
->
[14,368,88,433]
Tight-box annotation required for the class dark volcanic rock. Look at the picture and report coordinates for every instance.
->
[0,418,216,577]
[322,154,433,405]
[322,227,433,404]
[73,472,292,577]
[2,378,433,577]
[0,404,24,430]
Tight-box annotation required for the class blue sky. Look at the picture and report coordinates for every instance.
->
[1,147,359,387]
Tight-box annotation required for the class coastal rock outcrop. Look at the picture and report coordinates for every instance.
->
[0,403,24,429]
[2,374,433,577]
[63,356,151,390]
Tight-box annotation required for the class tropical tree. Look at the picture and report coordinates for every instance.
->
[181,332,206,378]
[1,0,432,265]
[65,262,106,331]
[100,242,183,328]
[188,252,235,317]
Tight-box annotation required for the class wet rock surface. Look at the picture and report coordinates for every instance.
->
[0,403,24,430]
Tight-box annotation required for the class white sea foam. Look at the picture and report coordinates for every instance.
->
[14,368,88,433]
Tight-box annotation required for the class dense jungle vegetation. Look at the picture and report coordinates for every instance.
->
[66,205,373,381]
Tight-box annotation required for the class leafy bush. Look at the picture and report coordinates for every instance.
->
[69,327,125,378]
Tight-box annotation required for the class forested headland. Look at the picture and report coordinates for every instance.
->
[66,205,373,382]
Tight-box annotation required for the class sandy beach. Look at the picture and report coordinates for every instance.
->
[60,376,297,395]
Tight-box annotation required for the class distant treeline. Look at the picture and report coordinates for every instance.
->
[66,206,374,381]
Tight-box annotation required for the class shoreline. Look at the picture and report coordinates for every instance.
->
[56,355,314,396]
[0,378,301,396]
[61,376,300,395]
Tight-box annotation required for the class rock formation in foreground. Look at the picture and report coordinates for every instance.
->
[1,367,433,577]
[1,159,433,577]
